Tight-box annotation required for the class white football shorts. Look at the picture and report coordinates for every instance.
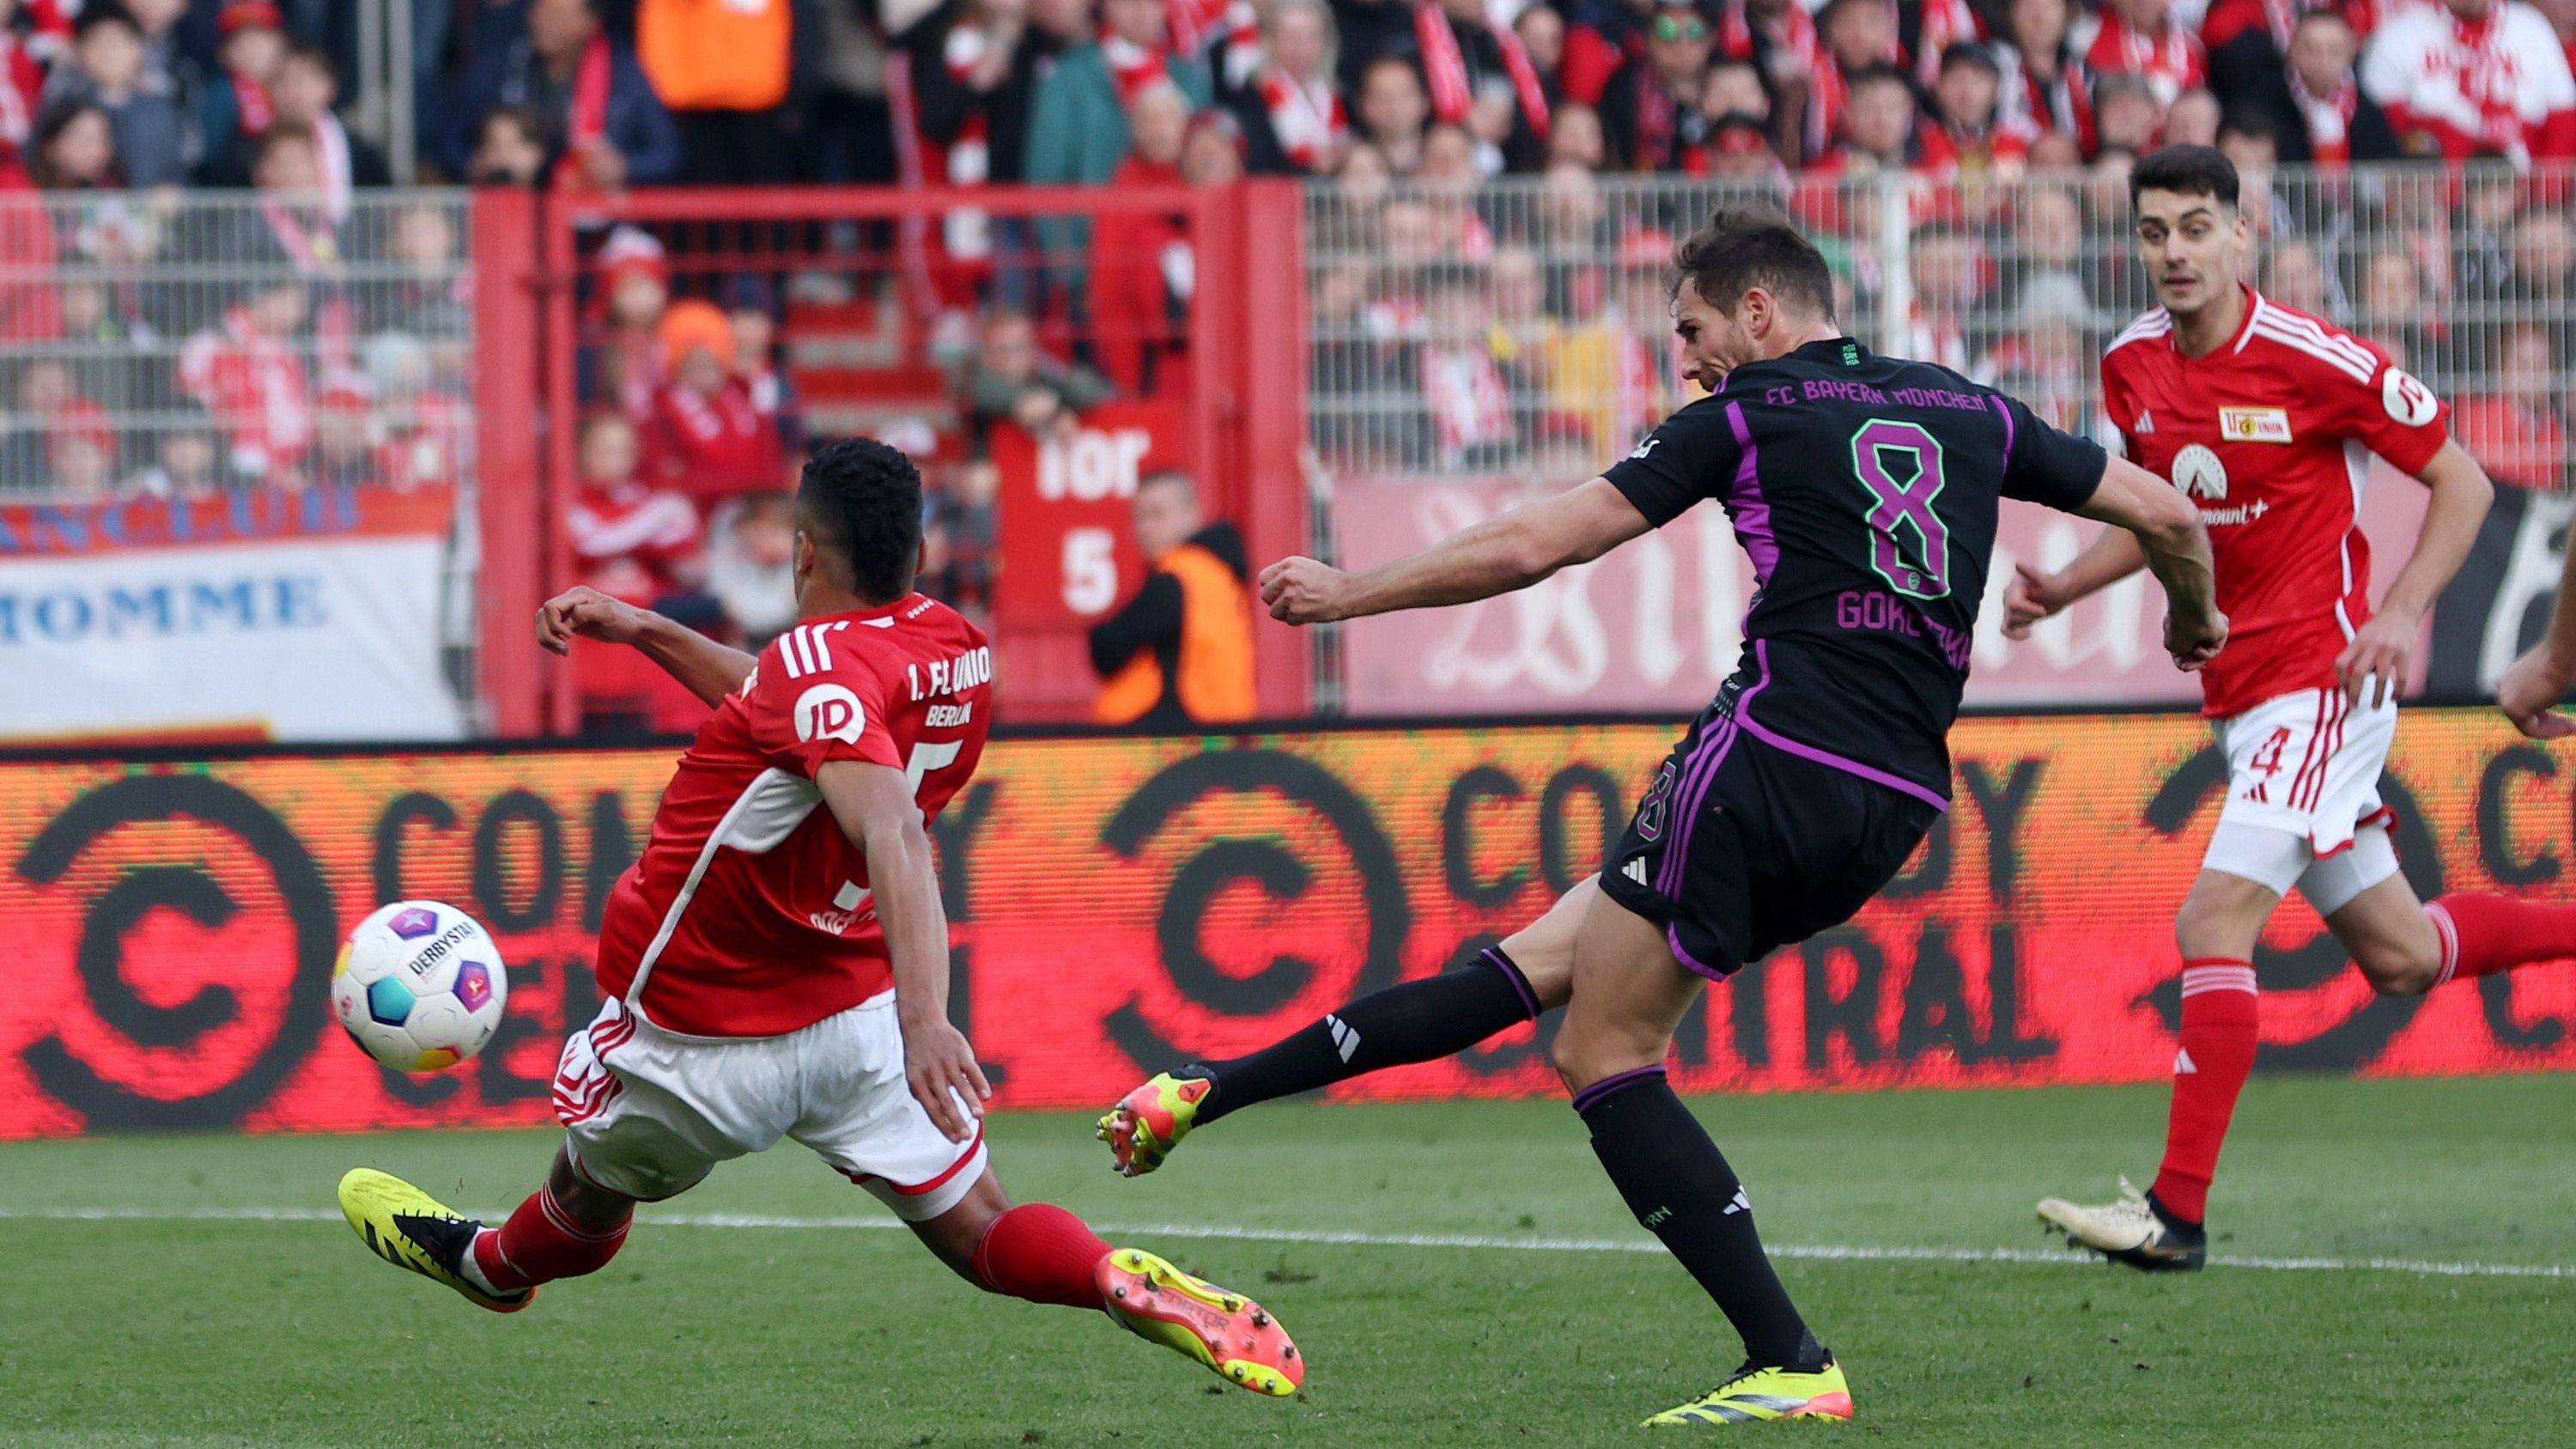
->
[550,993,988,1221]
[2201,685,2402,914]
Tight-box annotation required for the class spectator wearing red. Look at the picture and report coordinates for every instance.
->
[43,394,113,496]
[2084,0,2202,107]
[2262,9,2400,167]
[592,225,671,424]
[1562,0,1653,107]
[445,0,683,192]
[197,1,285,187]
[1703,109,1787,180]
[1904,220,1978,372]
[901,0,1047,305]
[1716,0,1820,85]
[1415,0,1552,173]
[2363,0,2576,167]
[1994,0,2092,151]
[637,0,813,185]
[364,330,467,490]
[0,0,46,169]
[650,297,777,502]
[2454,324,2567,489]
[266,44,387,208]
[0,127,58,340]
[2542,0,2576,78]
[723,277,804,461]
[1514,3,1566,100]
[178,278,311,484]
[1803,0,1898,166]
[566,409,706,734]
[1917,43,2032,181]
[1599,0,1714,172]
[1091,84,1194,394]
[1414,261,1514,470]
[1354,53,1429,173]
[1224,0,1346,174]
[309,370,378,488]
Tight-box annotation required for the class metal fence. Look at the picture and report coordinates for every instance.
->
[1305,162,2576,490]
[0,187,475,496]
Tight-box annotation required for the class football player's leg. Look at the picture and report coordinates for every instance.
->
[2154,864,2276,1231]
[2316,835,2576,992]
[1097,879,1585,1175]
[462,1143,642,1297]
[1552,887,1823,1381]
[906,1166,1303,1394]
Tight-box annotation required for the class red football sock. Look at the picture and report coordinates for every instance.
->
[2427,894,2576,986]
[473,1182,631,1292]
[972,1202,1113,1311]
[2148,959,2260,1227]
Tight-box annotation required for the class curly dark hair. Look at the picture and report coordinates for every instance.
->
[798,438,925,604]
[1670,201,1835,319]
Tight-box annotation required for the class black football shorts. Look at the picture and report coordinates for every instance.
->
[1601,703,1943,980]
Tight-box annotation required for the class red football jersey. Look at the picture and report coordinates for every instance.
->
[594,594,993,1037]
[2100,288,2451,718]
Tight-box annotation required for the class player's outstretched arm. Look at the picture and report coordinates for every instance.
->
[815,760,990,1142]
[2499,539,2576,740]
[2075,457,2226,671]
[536,586,758,706]
[2001,523,2148,639]
[1260,478,1650,624]
[2341,441,2495,709]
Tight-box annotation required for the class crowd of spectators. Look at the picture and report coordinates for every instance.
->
[6,0,2576,715]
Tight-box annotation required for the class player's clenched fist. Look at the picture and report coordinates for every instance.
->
[1260,556,1353,624]
[536,585,650,655]
[2164,606,2227,673]
[900,1014,992,1143]
[2497,642,2576,740]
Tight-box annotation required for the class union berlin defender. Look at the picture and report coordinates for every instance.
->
[335,440,1303,1397]
[2012,147,2576,1271]
[1116,204,2226,1427]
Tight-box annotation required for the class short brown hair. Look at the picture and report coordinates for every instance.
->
[1671,202,1835,319]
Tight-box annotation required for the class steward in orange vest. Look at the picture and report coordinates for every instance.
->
[1091,473,1256,727]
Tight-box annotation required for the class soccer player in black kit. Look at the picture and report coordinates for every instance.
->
[1103,204,2227,1426]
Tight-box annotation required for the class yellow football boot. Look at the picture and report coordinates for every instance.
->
[1644,1361,1854,1427]
[337,1167,534,1313]
[1097,1247,1302,1396]
[1096,1072,1213,1178]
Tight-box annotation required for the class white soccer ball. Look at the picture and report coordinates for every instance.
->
[331,900,509,1072]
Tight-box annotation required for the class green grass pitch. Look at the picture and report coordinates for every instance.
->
[2,1074,2568,1448]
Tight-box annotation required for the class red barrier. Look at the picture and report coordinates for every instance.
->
[3,715,2570,1138]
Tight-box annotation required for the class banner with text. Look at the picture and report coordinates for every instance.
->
[1331,472,2451,715]
[0,487,465,742]
[3,714,2572,1138]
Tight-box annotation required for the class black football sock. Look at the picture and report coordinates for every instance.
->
[1575,1067,1817,1370]
[1185,947,1542,1124]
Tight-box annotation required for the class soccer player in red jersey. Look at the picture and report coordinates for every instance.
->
[2009,147,2576,1270]
[336,439,1303,1397]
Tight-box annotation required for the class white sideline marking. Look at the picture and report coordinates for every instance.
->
[2,1204,2569,1281]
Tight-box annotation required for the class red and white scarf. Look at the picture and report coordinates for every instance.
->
[1419,342,1511,461]
[568,35,613,148]
[2088,15,2197,106]
[2288,67,2357,166]
[1415,3,1551,139]
[940,25,996,259]
[233,73,273,134]
[1103,32,1172,107]
[2446,11,2533,159]
[311,112,354,223]
[1256,70,1345,170]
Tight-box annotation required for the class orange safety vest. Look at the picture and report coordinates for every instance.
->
[1093,543,1257,725]
[637,0,793,113]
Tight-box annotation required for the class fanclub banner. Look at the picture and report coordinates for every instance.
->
[3,714,2574,1138]
[0,486,465,743]
[1332,473,2450,715]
